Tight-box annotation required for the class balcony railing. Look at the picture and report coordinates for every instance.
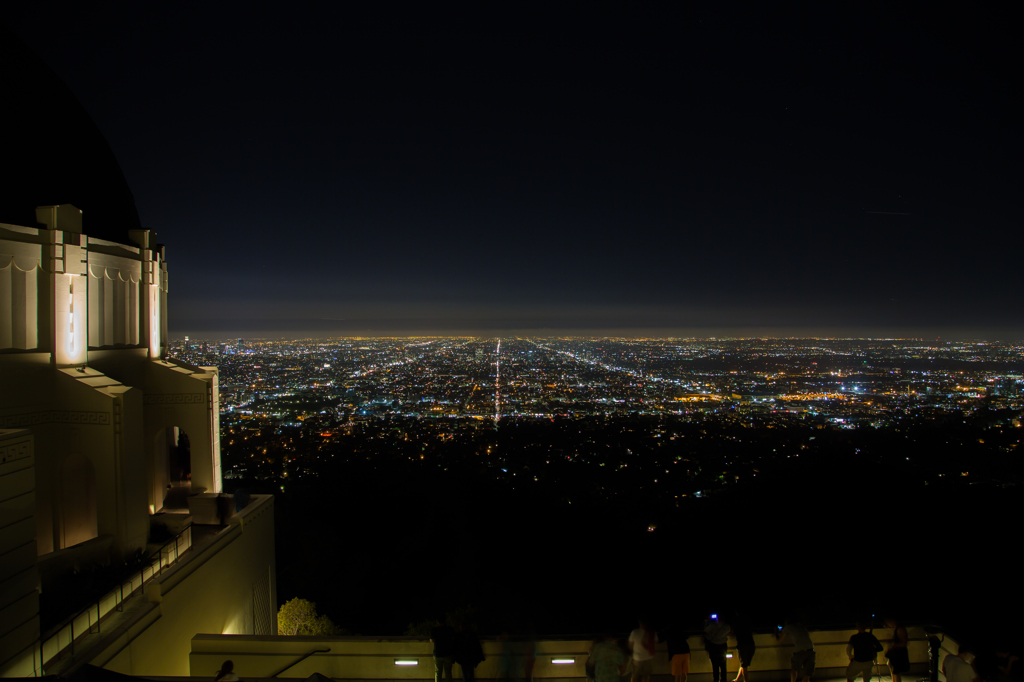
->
[37,524,193,673]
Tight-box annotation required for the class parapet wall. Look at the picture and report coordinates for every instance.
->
[78,494,277,678]
[190,627,938,681]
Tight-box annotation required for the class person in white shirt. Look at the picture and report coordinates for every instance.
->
[778,620,815,682]
[628,618,659,682]
[943,645,980,682]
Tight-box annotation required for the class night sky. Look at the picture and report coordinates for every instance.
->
[6,4,1021,338]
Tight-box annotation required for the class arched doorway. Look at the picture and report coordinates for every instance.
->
[152,428,170,513]
[170,429,191,485]
[152,426,193,512]
[159,427,191,512]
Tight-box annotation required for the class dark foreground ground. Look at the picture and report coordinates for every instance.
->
[231,446,1021,649]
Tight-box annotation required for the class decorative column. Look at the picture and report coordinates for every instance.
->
[44,209,88,367]
[133,229,164,360]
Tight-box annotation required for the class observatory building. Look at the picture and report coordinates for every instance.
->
[0,207,277,677]
[0,35,276,678]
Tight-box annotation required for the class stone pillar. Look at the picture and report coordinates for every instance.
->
[40,205,88,367]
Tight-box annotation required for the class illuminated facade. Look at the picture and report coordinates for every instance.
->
[1,206,275,677]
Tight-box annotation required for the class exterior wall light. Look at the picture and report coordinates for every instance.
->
[726,654,734,658]
[552,658,576,664]
[149,283,161,358]
[394,660,418,666]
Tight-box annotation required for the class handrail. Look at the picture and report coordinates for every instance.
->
[270,647,331,678]
[37,523,194,673]
[40,524,193,639]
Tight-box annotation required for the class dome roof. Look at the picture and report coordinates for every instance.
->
[0,30,142,241]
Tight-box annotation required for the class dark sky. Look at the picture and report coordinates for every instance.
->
[7,4,1022,338]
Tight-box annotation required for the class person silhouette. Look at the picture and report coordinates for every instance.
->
[703,613,730,682]
[884,618,910,682]
[455,622,485,682]
[628,617,659,682]
[731,609,755,682]
[846,620,883,682]
[431,617,457,682]
[215,660,239,682]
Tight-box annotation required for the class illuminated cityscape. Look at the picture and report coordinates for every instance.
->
[160,335,1024,635]
[167,336,1023,492]
[3,1,1023,678]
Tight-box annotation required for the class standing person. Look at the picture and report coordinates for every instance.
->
[520,628,537,682]
[664,625,691,682]
[884,618,910,682]
[628,617,659,682]
[431,617,457,682]
[704,613,730,682]
[778,618,816,682]
[455,622,486,682]
[846,620,884,682]
[590,635,630,682]
[731,609,755,682]
[944,644,980,682]
[499,632,520,682]
[215,661,239,682]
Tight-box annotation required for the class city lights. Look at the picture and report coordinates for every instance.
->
[163,336,1022,493]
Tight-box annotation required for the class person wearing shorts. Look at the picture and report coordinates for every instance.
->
[792,649,816,682]
[665,626,691,682]
[737,645,754,677]
[671,653,690,682]
[732,609,755,682]
[632,659,653,681]
[628,618,659,682]
[779,620,815,682]
[846,621,883,682]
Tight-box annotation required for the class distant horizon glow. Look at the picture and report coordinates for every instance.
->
[11,6,1020,341]
[167,329,1024,342]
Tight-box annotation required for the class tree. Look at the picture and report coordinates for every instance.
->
[405,604,479,637]
[405,619,433,637]
[277,598,341,636]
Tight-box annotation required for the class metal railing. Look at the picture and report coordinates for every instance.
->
[37,524,193,673]
[270,648,331,678]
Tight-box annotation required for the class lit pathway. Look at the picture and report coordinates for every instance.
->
[494,339,501,421]
[527,338,695,394]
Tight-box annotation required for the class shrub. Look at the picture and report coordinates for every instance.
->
[277,598,342,636]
